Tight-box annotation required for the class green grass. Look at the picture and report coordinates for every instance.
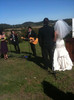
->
[0,42,74,100]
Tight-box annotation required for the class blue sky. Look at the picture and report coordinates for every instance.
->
[0,0,74,25]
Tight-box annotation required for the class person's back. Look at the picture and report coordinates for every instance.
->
[39,25,54,46]
[38,18,55,70]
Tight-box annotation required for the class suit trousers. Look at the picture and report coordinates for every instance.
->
[42,44,54,69]
[30,43,36,56]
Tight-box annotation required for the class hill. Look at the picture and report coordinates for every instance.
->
[0,18,72,29]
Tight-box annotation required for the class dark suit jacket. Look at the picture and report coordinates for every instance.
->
[26,30,37,40]
[38,25,54,47]
[10,33,19,44]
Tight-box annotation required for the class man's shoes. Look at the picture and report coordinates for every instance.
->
[52,71,57,80]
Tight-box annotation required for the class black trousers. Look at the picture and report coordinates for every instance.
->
[30,43,36,56]
[41,44,55,69]
[13,42,20,53]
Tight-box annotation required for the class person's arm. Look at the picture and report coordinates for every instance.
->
[38,29,43,47]
[54,31,58,42]
[15,33,18,42]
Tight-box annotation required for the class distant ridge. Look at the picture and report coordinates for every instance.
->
[0,18,72,29]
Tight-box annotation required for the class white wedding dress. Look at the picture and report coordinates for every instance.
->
[53,39,73,71]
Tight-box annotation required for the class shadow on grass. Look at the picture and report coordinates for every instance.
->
[18,51,32,59]
[26,56,57,79]
[27,56,46,70]
[42,81,74,100]
[8,50,16,53]
[21,51,32,55]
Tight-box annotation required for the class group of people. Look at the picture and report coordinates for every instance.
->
[38,18,73,71]
[0,18,73,72]
[0,30,20,59]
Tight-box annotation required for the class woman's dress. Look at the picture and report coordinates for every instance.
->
[53,39,73,71]
[1,38,8,54]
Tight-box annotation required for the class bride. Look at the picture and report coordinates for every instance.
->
[53,20,73,71]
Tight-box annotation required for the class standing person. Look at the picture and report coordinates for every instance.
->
[26,26,37,57]
[53,20,73,71]
[10,30,20,53]
[38,18,55,70]
[0,30,8,59]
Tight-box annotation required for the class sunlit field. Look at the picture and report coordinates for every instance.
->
[0,42,74,100]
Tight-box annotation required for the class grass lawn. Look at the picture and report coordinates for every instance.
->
[0,42,74,100]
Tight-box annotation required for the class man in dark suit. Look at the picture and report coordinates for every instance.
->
[10,30,20,53]
[26,26,37,57]
[38,18,55,70]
